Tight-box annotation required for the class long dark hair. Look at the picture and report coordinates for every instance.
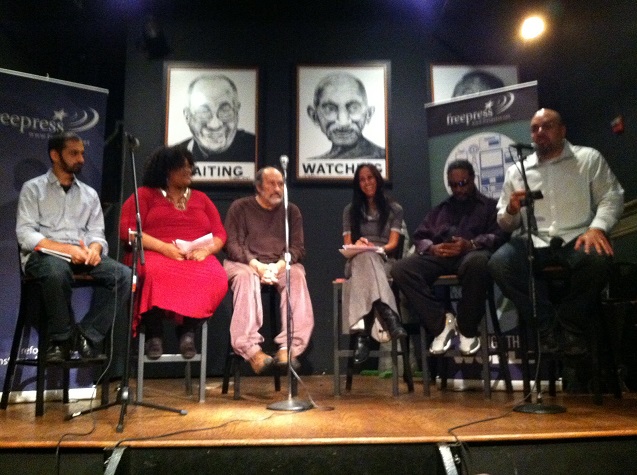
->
[350,163,390,242]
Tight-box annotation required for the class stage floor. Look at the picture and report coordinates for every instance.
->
[2,375,637,449]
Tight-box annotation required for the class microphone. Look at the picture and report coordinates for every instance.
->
[126,133,140,149]
[511,142,535,152]
[280,155,289,171]
[549,236,564,251]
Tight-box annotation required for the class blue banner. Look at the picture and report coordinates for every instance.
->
[0,68,108,394]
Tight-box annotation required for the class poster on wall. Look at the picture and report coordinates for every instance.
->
[164,62,259,185]
[430,64,518,102]
[0,68,108,394]
[296,62,390,182]
[424,81,538,387]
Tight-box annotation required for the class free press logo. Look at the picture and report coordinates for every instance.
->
[446,92,516,128]
[0,107,100,135]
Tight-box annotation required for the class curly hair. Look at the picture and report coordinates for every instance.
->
[142,144,194,188]
[349,163,390,242]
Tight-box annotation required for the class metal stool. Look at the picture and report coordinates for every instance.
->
[136,319,208,403]
[221,286,282,399]
[1,270,110,416]
[332,279,414,396]
[420,275,513,398]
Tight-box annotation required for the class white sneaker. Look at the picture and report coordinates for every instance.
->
[458,333,481,355]
[430,313,457,354]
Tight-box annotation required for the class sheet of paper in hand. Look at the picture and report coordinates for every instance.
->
[174,233,214,253]
[35,246,72,262]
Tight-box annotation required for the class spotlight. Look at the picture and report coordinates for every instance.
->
[520,15,545,41]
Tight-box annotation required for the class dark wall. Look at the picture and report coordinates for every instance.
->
[121,2,637,374]
[122,4,456,373]
[3,1,635,375]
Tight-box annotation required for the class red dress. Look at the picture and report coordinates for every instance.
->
[120,187,228,332]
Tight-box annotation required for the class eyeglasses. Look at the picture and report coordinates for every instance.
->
[448,180,471,189]
[191,103,237,123]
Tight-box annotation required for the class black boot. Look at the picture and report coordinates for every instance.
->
[373,301,407,339]
[353,333,371,365]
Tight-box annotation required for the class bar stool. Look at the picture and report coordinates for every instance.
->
[136,319,208,403]
[221,286,282,399]
[332,279,415,396]
[518,265,623,405]
[420,275,513,398]
[1,268,110,417]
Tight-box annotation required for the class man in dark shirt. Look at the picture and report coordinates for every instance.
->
[391,160,507,355]
[223,167,314,374]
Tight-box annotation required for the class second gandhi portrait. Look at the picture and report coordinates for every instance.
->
[297,64,389,181]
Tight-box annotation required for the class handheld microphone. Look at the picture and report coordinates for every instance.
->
[280,155,289,171]
[549,236,564,251]
[126,133,140,150]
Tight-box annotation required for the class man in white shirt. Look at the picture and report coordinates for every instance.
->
[488,108,624,356]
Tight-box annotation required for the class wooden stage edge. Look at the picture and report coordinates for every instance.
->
[2,375,637,450]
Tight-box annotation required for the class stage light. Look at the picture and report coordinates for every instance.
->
[520,15,546,41]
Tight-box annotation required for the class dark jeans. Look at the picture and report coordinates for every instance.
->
[25,252,131,344]
[391,250,491,337]
[487,236,611,335]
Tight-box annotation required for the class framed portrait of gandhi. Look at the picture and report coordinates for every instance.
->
[296,62,390,183]
[164,62,259,185]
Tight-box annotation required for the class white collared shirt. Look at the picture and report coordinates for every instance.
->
[496,140,624,247]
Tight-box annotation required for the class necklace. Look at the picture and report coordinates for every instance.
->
[161,187,190,211]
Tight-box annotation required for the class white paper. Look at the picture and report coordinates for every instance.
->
[174,233,214,253]
[35,246,72,262]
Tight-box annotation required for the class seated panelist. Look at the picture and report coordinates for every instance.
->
[16,132,131,361]
[120,145,228,359]
[391,160,507,356]
[223,167,314,374]
[341,163,407,364]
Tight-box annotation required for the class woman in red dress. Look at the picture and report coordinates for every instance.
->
[120,145,228,359]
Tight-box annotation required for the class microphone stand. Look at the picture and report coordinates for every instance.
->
[512,147,565,414]
[268,156,312,412]
[67,134,187,431]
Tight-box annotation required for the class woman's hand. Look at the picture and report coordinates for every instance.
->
[354,237,374,247]
[187,248,211,261]
[161,242,186,260]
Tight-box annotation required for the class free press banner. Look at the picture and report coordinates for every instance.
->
[0,68,108,395]
[424,81,538,388]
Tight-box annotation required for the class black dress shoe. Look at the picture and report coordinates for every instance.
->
[46,343,66,361]
[562,331,588,356]
[144,337,163,359]
[76,334,105,359]
[353,333,370,365]
[538,328,560,354]
[179,332,197,359]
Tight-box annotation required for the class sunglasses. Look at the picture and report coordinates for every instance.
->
[448,180,471,189]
